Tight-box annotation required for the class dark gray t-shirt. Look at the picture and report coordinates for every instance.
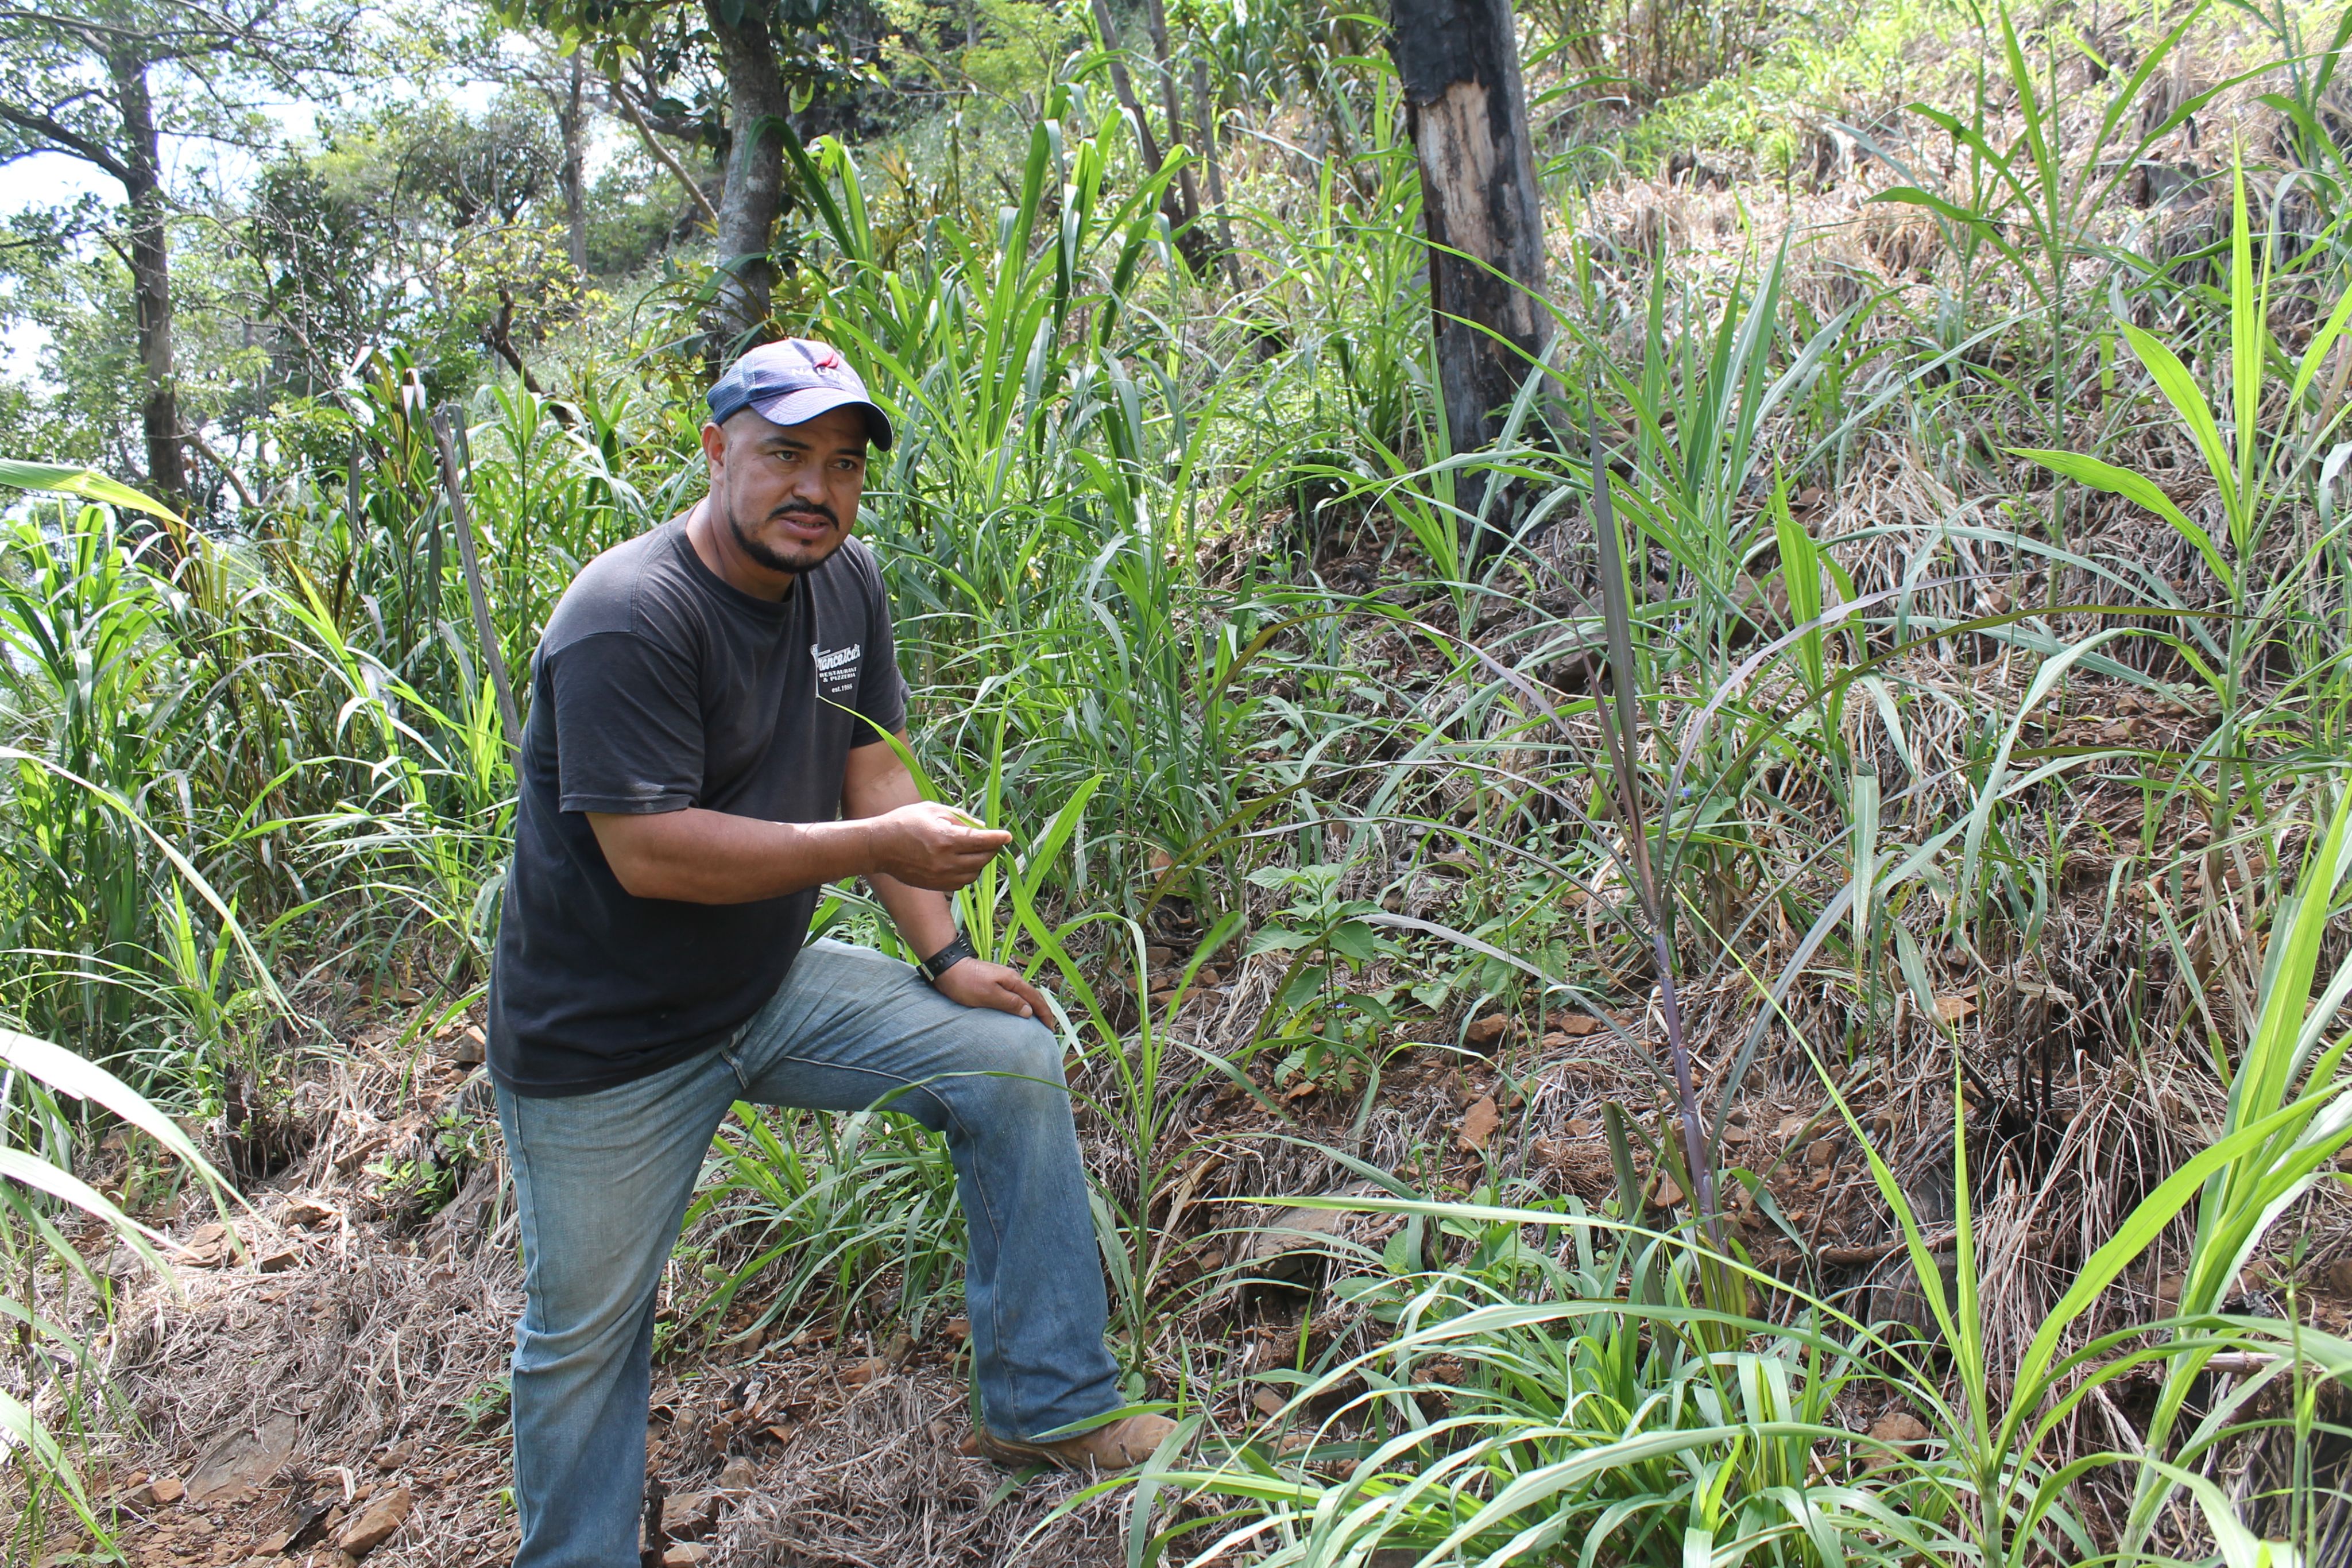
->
[488,520,907,1097]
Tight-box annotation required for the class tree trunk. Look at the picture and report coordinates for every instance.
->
[109,47,187,507]
[560,53,589,276]
[1388,0,1550,460]
[702,0,792,351]
[1135,0,1201,228]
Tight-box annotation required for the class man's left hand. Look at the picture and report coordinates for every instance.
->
[934,958,1051,1021]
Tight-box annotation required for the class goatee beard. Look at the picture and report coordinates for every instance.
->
[727,504,842,575]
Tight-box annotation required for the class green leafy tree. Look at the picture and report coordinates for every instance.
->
[505,0,861,348]
[0,0,357,504]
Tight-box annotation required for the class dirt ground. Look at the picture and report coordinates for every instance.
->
[30,917,2352,1568]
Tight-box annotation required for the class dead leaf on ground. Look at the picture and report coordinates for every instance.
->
[1934,995,1976,1023]
[1459,1095,1500,1152]
[187,1414,299,1501]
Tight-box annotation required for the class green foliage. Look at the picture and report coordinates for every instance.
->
[7,6,2352,1561]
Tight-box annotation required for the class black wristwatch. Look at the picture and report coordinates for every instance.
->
[919,932,976,983]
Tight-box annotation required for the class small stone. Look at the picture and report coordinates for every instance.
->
[662,1544,711,1567]
[334,1485,411,1557]
[1806,1139,1838,1168]
[717,1454,756,1493]
[281,1200,334,1227]
[437,1025,486,1067]
[663,1490,721,1540]
[252,1531,292,1554]
[1251,1388,1286,1418]
[839,1356,886,1388]
[2325,1258,2352,1298]
[151,1474,186,1504]
[254,1246,302,1273]
[939,1317,970,1342]
[184,1515,215,1535]
[1464,1015,1508,1052]
[1866,1409,1932,1466]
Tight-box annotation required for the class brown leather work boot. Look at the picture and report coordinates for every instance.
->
[964,1412,1179,1472]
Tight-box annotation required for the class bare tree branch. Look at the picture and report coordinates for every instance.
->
[0,102,132,182]
[609,79,718,231]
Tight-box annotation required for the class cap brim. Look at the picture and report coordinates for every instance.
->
[746,387,894,451]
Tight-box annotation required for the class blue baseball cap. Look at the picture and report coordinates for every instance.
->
[705,338,893,451]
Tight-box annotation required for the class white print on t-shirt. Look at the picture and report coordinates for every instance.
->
[813,641,862,695]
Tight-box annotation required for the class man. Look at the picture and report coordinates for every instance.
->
[487,338,1174,1568]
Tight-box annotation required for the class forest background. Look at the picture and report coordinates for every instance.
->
[6,0,2352,1565]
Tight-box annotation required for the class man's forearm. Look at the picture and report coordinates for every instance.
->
[589,807,883,904]
[869,873,958,960]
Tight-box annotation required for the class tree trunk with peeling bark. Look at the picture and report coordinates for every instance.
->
[1388,0,1550,460]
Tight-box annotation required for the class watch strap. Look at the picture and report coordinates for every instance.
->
[919,932,977,982]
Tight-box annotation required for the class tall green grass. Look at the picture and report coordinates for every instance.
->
[6,9,2352,1561]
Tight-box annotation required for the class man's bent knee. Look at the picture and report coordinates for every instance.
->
[939,1011,1067,1121]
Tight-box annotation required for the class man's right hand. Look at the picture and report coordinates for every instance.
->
[866,801,1012,890]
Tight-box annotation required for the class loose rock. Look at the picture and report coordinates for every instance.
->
[663,1490,721,1540]
[1464,1015,1509,1052]
[334,1485,412,1557]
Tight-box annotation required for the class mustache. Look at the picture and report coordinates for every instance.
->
[768,501,840,528]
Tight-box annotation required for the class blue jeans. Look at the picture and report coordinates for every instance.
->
[493,939,1119,1568]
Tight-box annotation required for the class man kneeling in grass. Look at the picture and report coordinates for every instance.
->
[486,338,1170,1567]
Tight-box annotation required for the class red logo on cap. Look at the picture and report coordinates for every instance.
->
[810,346,843,370]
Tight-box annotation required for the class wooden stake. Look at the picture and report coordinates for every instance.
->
[428,408,524,757]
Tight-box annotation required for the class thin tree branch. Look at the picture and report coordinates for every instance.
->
[181,423,257,510]
[0,103,132,183]
[609,79,719,231]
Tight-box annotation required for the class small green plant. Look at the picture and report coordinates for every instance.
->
[1241,862,1401,1094]
[369,1105,496,1221]
[457,1374,512,1431]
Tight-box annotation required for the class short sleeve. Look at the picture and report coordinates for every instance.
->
[548,631,705,812]
[849,554,908,745]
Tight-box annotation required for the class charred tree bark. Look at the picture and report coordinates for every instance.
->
[108,47,187,508]
[702,0,792,351]
[1388,0,1550,460]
